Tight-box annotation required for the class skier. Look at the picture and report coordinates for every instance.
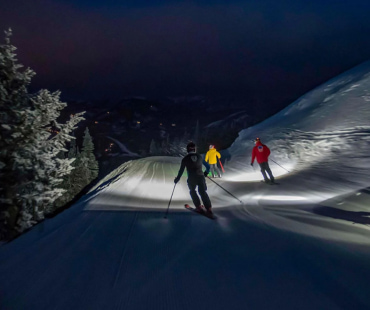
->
[205,144,222,178]
[174,142,213,215]
[251,137,275,184]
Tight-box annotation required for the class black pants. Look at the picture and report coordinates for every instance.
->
[259,162,274,182]
[187,176,212,210]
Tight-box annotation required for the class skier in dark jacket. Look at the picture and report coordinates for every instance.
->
[174,142,213,214]
[251,137,275,184]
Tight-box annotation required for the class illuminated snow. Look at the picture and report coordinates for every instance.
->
[2,62,370,309]
[85,62,370,244]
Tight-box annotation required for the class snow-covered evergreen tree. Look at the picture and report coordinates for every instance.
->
[0,29,85,238]
[0,29,36,237]
[56,128,99,208]
[68,135,77,159]
[54,135,78,208]
[80,127,99,182]
[68,146,87,194]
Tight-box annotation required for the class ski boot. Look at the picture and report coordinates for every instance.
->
[195,205,205,213]
[205,207,213,215]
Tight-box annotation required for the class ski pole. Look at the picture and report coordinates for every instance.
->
[218,158,225,173]
[164,183,176,219]
[270,159,290,173]
[206,176,243,204]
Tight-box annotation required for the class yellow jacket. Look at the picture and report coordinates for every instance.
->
[205,148,221,165]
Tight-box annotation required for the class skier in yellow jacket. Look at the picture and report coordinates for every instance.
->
[205,145,222,178]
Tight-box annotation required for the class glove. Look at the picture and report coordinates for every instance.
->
[250,163,254,166]
[174,177,180,184]
[204,171,209,177]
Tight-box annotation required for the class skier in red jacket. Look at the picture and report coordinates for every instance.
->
[251,137,275,184]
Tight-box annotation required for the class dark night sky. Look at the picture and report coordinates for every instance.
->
[1,0,370,112]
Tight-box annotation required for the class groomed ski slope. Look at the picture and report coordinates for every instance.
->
[1,62,370,309]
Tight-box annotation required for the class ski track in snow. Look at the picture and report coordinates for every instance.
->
[113,212,138,288]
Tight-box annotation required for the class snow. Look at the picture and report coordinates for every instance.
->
[1,62,370,309]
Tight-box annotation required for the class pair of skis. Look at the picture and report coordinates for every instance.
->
[184,204,217,220]
[164,184,217,220]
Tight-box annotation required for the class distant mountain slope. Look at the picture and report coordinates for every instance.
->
[227,61,370,186]
[63,96,262,176]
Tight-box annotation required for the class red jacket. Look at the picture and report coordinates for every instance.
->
[251,141,270,164]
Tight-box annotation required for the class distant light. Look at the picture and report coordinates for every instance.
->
[172,124,176,126]
[160,123,163,126]
[95,121,98,124]
[107,111,110,114]
[137,121,141,124]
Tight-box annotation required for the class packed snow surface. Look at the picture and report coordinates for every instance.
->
[1,62,370,309]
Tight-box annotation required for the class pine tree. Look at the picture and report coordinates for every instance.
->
[80,127,99,182]
[0,29,85,238]
[57,129,99,206]
[68,135,77,159]
[69,146,86,193]
[0,29,36,235]
[54,135,78,207]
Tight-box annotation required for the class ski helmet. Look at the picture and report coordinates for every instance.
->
[187,142,196,153]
